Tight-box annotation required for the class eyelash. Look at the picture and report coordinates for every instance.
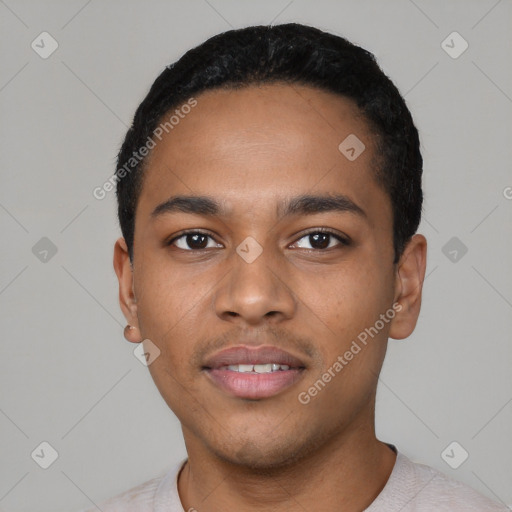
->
[166,228,351,251]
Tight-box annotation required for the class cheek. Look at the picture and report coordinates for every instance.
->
[133,267,196,381]
[135,255,207,333]
[141,290,204,416]
[302,262,393,377]
[308,261,387,326]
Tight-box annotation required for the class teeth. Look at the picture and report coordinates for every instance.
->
[253,364,272,373]
[221,364,293,373]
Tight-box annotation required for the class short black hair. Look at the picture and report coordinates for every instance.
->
[116,23,422,264]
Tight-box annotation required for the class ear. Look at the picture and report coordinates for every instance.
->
[389,234,427,340]
[113,237,141,343]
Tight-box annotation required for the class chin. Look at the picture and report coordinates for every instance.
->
[222,445,302,472]
[208,427,319,472]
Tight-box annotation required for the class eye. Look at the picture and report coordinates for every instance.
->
[167,231,223,251]
[166,228,350,252]
[292,229,350,250]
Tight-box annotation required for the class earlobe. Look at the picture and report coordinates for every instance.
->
[113,237,140,332]
[123,324,143,344]
[389,234,427,340]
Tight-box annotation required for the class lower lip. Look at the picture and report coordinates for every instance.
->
[205,368,305,399]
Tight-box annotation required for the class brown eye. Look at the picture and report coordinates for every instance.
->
[168,231,222,251]
[294,230,350,250]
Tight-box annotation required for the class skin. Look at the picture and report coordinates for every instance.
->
[114,83,427,511]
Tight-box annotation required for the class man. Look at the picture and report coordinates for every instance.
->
[85,23,508,511]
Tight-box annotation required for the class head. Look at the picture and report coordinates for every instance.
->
[114,23,427,469]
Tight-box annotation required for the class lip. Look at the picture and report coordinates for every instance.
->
[203,345,306,369]
[202,345,307,400]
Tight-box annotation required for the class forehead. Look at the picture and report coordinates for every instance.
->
[137,83,389,225]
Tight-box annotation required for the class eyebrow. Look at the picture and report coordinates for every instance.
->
[150,193,367,220]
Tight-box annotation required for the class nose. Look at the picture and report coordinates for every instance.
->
[214,244,297,326]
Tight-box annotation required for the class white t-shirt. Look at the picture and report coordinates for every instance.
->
[77,450,509,511]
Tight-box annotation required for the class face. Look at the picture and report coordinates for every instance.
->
[114,84,426,469]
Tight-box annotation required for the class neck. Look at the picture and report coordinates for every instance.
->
[177,413,396,512]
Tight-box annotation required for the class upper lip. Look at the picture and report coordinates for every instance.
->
[202,345,307,369]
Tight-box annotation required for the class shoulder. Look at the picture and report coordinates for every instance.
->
[75,460,185,512]
[76,474,163,512]
[385,452,509,511]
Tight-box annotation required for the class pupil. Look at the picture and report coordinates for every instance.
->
[188,234,207,249]
[310,233,329,249]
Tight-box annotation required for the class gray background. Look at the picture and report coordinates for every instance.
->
[0,0,511,510]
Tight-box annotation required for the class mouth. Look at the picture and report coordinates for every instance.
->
[202,345,307,400]
[216,363,297,373]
